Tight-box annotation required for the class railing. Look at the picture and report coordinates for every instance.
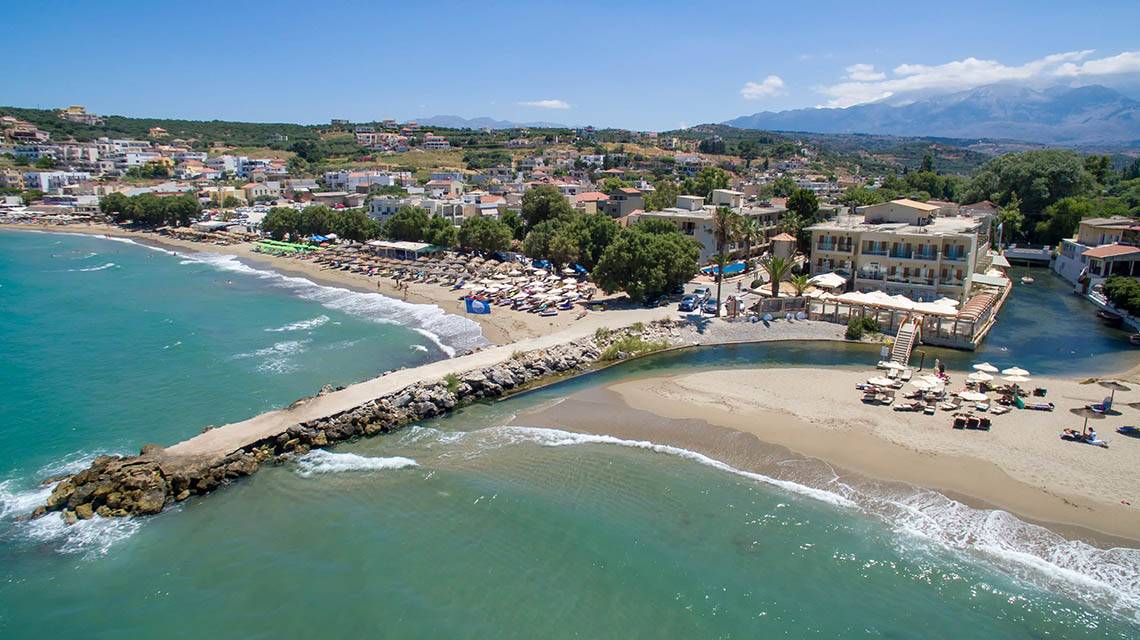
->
[941,279,965,287]
[857,271,885,281]
[913,251,939,261]
[862,247,888,256]
[942,252,966,262]
[816,242,852,252]
[889,250,912,259]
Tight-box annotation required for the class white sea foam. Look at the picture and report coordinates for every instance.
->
[69,262,116,272]
[19,511,142,557]
[294,450,418,477]
[409,344,429,353]
[182,252,481,355]
[0,480,53,520]
[44,234,485,354]
[232,339,310,374]
[479,426,855,508]
[266,315,330,333]
[36,450,121,478]
[873,488,1140,621]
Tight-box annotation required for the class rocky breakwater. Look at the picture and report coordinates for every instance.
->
[33,321,679,523]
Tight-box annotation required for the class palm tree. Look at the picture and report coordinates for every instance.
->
[738,217,763,267]
[711,207,742,317]
[789,274,811,296]
[760,255,792,299]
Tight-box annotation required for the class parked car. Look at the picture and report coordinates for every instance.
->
[679,294,699,311]
[692,286,711,300]
[702,298,720,314]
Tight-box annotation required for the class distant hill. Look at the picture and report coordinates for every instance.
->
[414,115,570,130]
[724,85,1140,147]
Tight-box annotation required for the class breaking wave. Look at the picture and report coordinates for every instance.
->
[183,252,484,356]
[69,262,116,272]
[266,315,330,333]
[294,450,418,477]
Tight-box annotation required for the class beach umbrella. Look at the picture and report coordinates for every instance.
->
[1069,406,1106,433]
[1098,380,1130,404]
[958,391,988,402]
[882,361,906,371]
[910,379,934,391]
[920,374,943,386]
[972,362,999,373]
[867,376,894,387]
[1003,375,1031,384]
[966,371,993,383]
[1001,367,1030,377]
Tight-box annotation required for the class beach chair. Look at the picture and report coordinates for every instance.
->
[978,417,992,431]
[975,401,990,412]
[887,368,899,380]
[900,369,913,382]
[952,414,967,429]
[990,405,1011,415]
[966,416,981,430]
[923,403,936,415]
[940,396,961,412]
[1089,397,1113,414]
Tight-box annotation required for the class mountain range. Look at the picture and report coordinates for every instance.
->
[724,85,1140,146]
[414,115,570,130]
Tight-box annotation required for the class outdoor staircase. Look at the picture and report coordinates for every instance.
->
[890,319,921,365]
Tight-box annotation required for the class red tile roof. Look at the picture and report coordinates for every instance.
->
[1082,243,1140,259]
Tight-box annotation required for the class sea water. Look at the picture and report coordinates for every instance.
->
[1,234,1138,637]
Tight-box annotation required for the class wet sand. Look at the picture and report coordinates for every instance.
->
[512,368,1140,547]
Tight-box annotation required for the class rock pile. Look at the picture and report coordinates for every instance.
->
[35,321,678,522]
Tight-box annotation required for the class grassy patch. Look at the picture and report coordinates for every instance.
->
[599,335,670,361]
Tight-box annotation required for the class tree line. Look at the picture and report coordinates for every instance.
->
[99,191,201,227]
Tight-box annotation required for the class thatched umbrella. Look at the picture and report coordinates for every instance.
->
[1098,380,1130,404]
[1069,406,1106,434]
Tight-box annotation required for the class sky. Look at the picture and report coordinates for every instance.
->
[3,0,1140,131]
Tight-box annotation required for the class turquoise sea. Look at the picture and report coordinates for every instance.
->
[1,230,1139,638]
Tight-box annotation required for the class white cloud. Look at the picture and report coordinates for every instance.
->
[817,50,1140,108]
[845,63,885,82]
[518,99,570,110]
[740,75,787,100]
[1056,51,1140,77]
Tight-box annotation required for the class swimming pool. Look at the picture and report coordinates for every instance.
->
[701,262,746,276]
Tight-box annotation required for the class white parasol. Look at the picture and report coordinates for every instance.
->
[972,363,999,373]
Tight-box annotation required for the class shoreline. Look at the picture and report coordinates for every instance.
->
[510,367,1140,547]
[0,222,608,346]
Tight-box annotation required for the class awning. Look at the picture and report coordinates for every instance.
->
[972,273,1009,288]
[990,253,1011,268]
[808,272,847,289]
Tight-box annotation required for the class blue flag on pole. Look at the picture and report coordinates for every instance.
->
[465,297,491,315]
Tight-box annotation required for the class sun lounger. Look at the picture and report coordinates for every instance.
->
[966,416,981,430]
[1089,397,1113,413]
[974,401,989,412]
[900,369,913,382]
[923,404,936,415]
[1025,402,1055,411]
[978,417,991,431]
[887,369,899,380]
[990,405,1011,415]
[952,415,966,429]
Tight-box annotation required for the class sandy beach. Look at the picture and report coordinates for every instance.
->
[0,222,619,345]
[514,365,1140,546]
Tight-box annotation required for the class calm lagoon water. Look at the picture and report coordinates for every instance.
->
[1,232,1137,638]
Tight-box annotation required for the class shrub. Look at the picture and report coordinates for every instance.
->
[1104,276,1140,316]
[594,327,614,343]
[443,373,460,394]
[599,335,670,361]
[845,316,880,340]
[750,278,764,289]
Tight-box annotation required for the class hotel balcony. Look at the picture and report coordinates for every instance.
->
[912,250,939,261]
[857,270,885,281]
[889,250,913,259]
[816,241,853,253]
[861,247,888,256]
[942,251,967,262]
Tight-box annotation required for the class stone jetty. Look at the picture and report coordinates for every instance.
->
[35,316,680,522]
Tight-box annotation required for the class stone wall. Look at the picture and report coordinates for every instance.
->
[34,321,678,524]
